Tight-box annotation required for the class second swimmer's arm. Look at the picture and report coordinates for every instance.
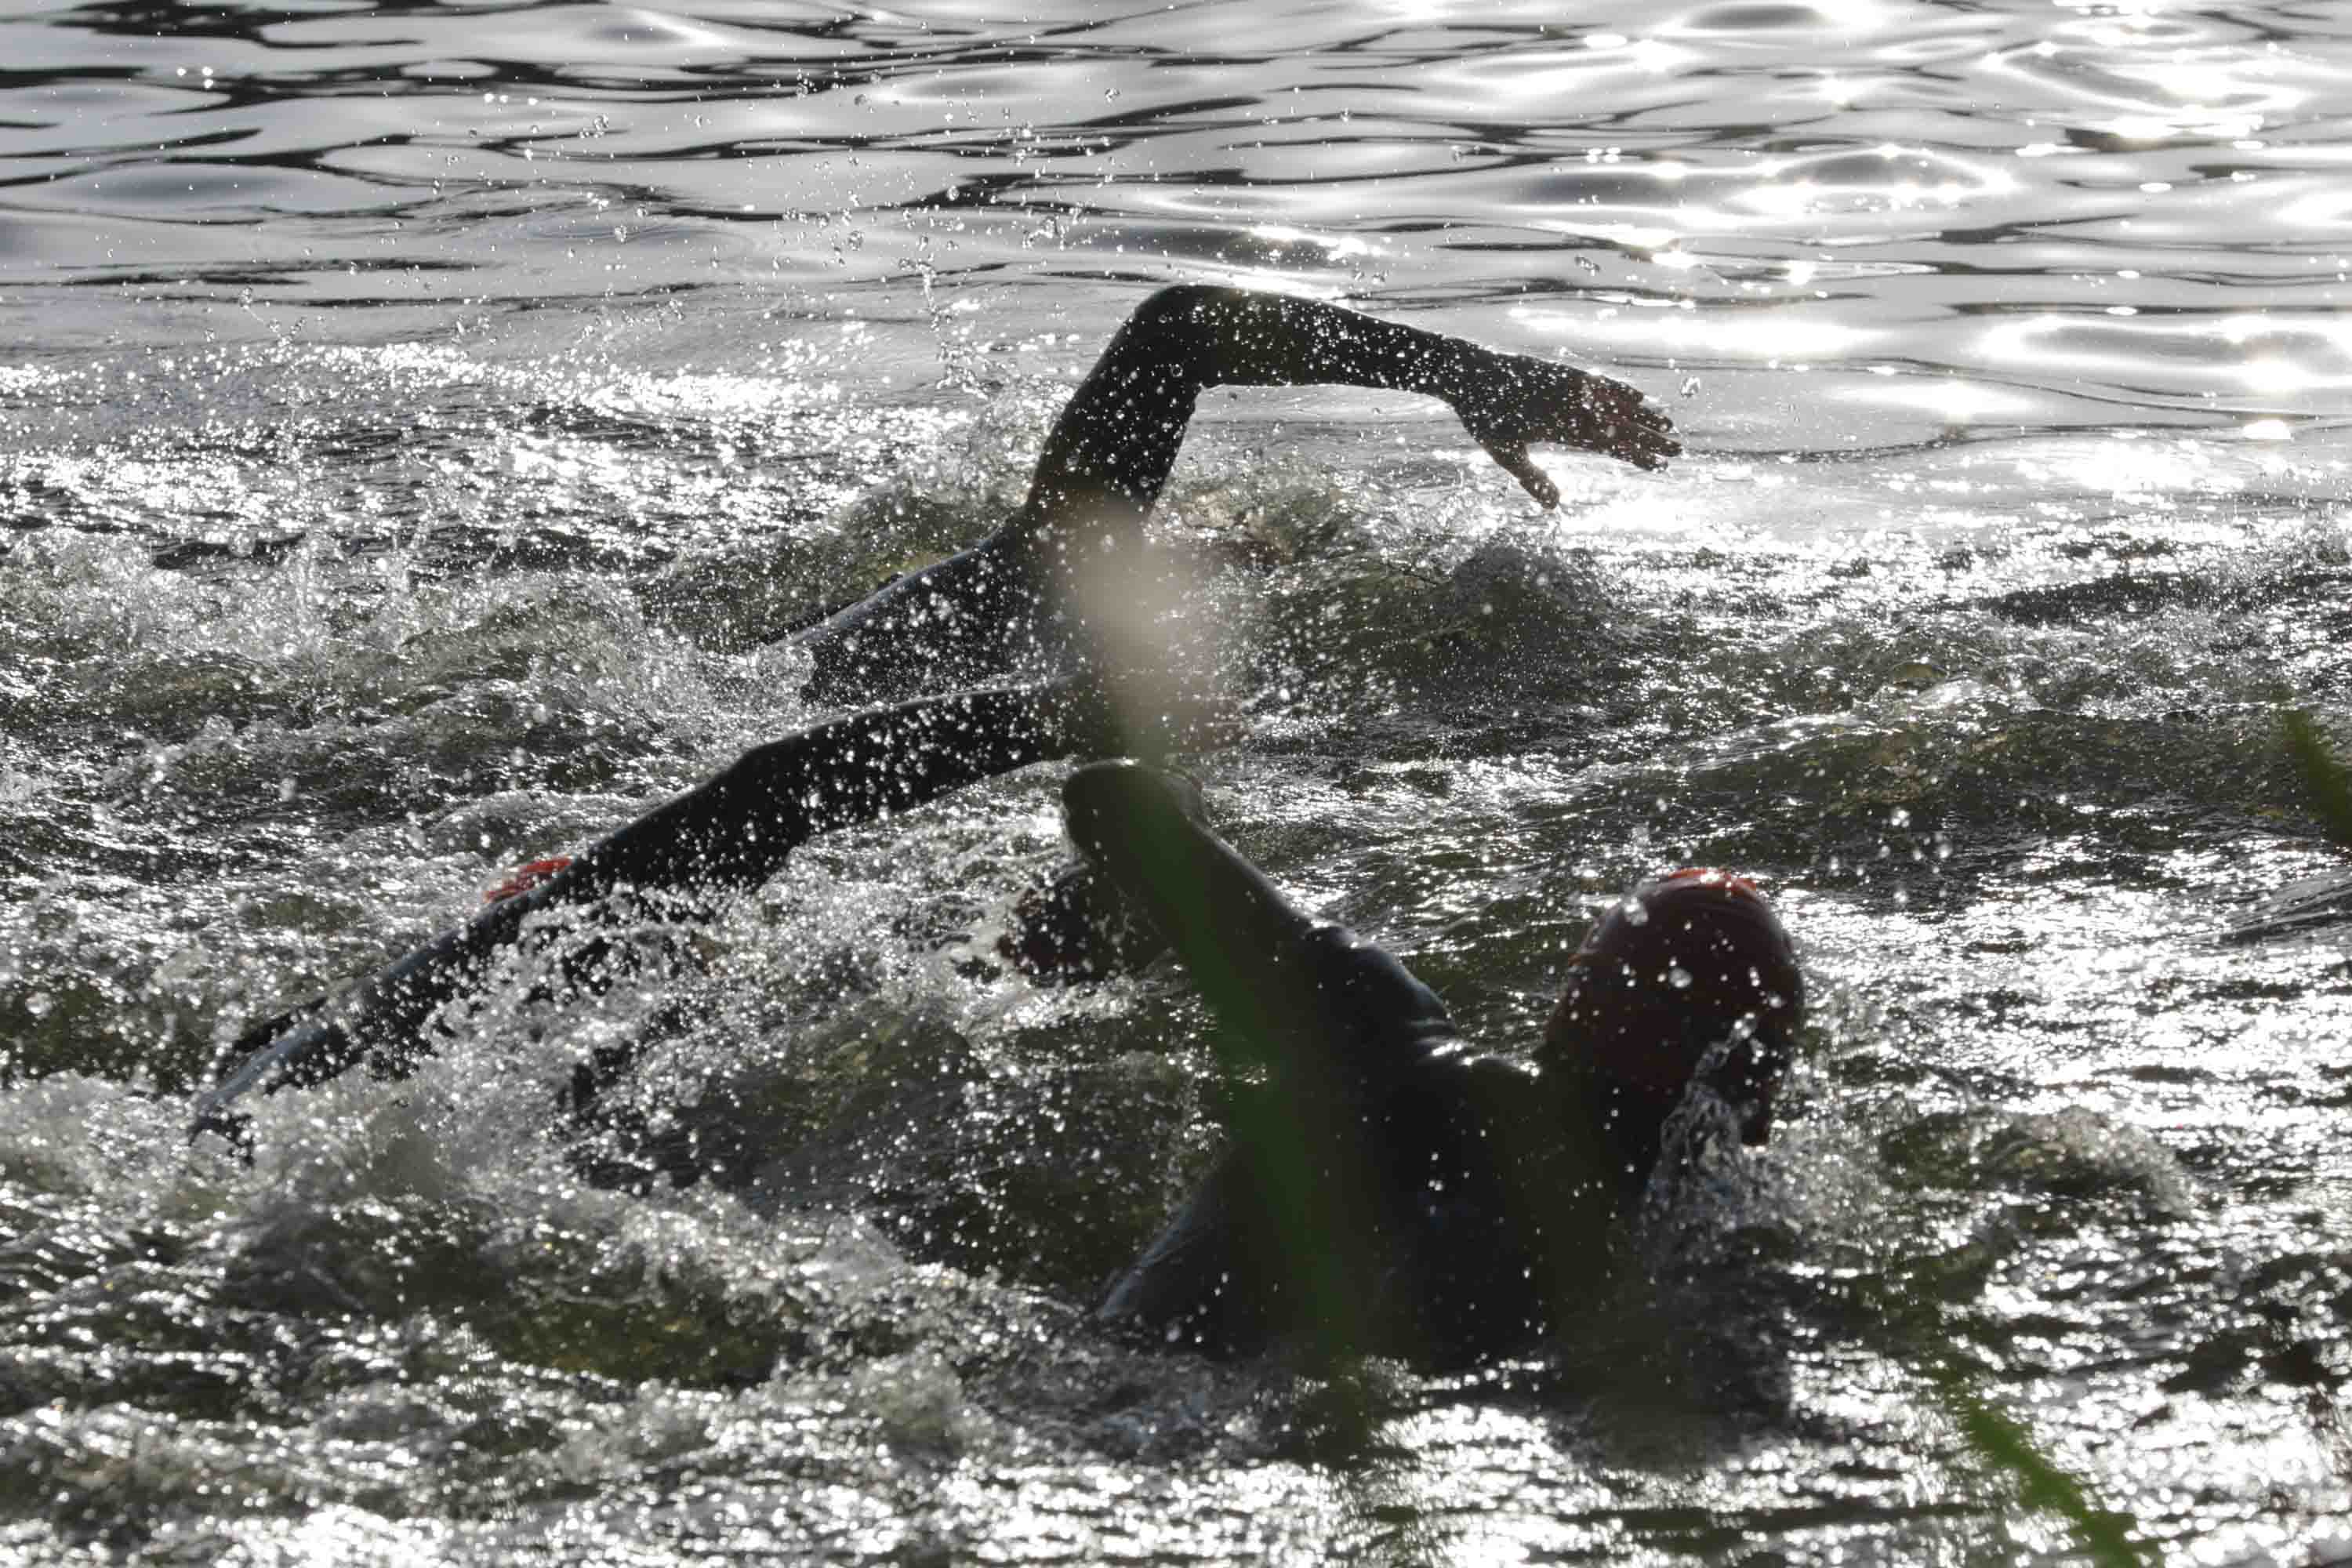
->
[794,285,1675,703]
[199,680,1156,1119]
[581,680,1121,895]
[1015,284,1679,536]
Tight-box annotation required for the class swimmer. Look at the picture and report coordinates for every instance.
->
[1047,761,1805,1362]
[194,285,1676,1135]
[791,283,1678,701]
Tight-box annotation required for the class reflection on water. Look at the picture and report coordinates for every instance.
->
[2,1,2350,1564]
[9,0,2352,444]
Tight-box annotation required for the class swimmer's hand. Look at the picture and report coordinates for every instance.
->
[1451,356,1679,504]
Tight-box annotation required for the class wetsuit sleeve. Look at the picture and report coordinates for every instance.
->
[795,286,1674,703]
[1014,284,1678,537]
[583,679,1116,894]
[195,680,1130,1132]
[1069,760,1465,1353]
[793,532,1045,703]
[1059,760,1455,1091]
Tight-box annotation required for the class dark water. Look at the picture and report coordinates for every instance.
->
[2,1,2349,1563]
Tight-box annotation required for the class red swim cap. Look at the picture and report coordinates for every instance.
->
[483,855,573,904]
[1544,868,1803,1143]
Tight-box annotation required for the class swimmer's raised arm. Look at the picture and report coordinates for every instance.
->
[1060,760,1317,991]
[795,285,1675,701]
[1014,284,1679,536]
[1062,758,1468,1352]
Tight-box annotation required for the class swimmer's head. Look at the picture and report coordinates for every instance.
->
[1541,868,1803,1147]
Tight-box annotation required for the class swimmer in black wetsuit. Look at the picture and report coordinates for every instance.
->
[1046,761,1806,1363]
[194,286,1675,1137]
[792,284,1677,702]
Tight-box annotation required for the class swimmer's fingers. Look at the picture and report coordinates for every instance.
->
[1456,359,1679,486]
[1562,368,1680,471]
[1517,364,1679,471]
[1479,437,1562,510]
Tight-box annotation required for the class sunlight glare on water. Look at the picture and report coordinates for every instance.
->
[2,0,2350,1563]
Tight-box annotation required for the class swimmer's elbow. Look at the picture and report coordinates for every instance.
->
[1132,282,1235,321]
[1119,284,1261,351]
[1062,760,1200,862]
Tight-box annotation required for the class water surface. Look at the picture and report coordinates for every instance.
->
[2,2,2349,1563]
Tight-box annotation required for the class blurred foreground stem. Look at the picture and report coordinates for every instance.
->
[1926,1363,2145,1568]
[2282,709,2352,849]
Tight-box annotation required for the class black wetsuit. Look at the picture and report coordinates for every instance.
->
[1064,761,1656,1363]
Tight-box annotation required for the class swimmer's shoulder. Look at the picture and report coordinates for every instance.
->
[1293,921,1461,1056]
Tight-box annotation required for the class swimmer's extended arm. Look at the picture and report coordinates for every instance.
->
[1015,283,1679,535]
[194,680,1180,1136]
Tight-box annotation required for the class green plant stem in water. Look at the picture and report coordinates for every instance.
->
[1927,1364,2145,1568]
[2282,709,2352,850]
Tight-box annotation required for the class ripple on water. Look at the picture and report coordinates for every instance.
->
[1730,143,2018,220]
[1977,308,2352,408]
[1988,15,2317,144]
[263,1,796,76]
[3,0,2352,1561]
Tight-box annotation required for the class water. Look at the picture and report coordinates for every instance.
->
[3,0,2349,1561]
